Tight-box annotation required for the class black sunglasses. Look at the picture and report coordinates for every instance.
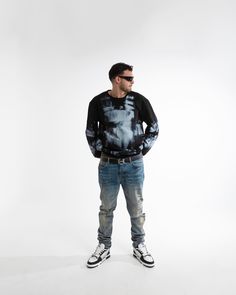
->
[118,76,134,82]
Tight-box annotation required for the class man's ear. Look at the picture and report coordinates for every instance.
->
[114,76,120,84]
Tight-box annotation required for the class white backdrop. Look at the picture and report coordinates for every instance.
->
[0,0,236,294]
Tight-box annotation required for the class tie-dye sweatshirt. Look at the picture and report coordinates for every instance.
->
[85,90,159,158]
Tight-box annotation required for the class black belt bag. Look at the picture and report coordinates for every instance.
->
[100,153,143,164]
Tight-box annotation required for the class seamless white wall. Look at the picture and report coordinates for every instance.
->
[0,0,235,277]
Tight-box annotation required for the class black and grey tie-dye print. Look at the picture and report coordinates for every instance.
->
[86,91,159,158]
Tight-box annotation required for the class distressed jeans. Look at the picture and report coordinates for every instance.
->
[97,157,145,249]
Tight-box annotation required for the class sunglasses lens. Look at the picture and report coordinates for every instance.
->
[119,76,133,81]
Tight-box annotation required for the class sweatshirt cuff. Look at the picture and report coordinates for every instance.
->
[94,151,101,158]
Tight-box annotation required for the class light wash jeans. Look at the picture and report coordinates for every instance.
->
[97,157,145,248]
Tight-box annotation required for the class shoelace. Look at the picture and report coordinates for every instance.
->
[138,244,150,257]
[93,244,106,258]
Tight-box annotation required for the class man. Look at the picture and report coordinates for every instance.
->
[85,62,159,268]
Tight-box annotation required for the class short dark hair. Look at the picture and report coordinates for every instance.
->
[108,62,133,81]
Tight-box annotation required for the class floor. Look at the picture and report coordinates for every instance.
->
[0,245,235,295]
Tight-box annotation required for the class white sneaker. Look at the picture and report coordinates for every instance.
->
[87,243,110,268]
[133,243,155,268]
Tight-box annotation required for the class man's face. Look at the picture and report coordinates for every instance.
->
[117,70,134,93]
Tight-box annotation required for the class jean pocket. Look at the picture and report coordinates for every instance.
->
[131,159,144,168]
[99,160,108,168]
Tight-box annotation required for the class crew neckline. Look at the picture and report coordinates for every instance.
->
[107,90,128,99]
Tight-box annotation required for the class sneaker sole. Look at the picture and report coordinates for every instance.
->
[133,253,155,268]
[87,254,110,268]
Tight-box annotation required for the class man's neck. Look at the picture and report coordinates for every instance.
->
[108,89,127,98]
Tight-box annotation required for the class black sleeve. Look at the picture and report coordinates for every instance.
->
[85,98,102,158]
[141,96,159,155]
